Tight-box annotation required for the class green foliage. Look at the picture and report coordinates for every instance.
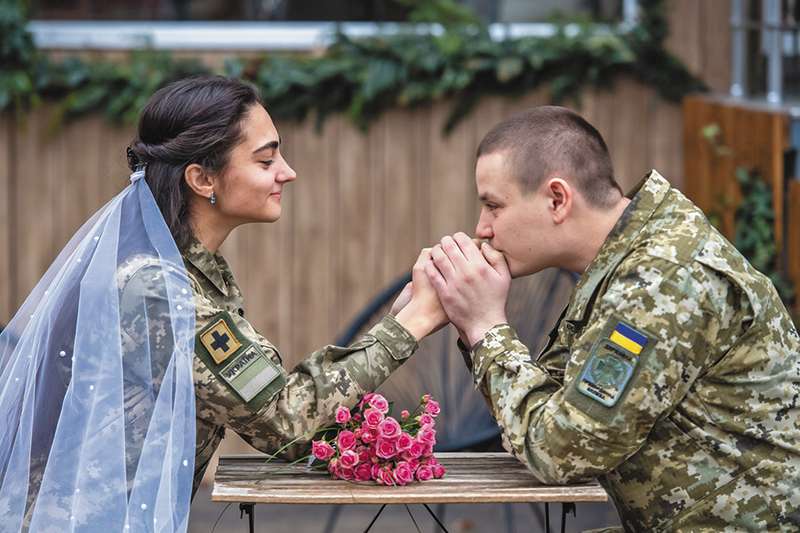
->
[394,0,481,26]
[1,0,705,132]
[0,0,38,110]
[733,167,795,306]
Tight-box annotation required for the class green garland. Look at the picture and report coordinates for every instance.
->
[1,0,705,131]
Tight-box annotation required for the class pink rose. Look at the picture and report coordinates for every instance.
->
[363,407,384,428]
[418,414,434,426]
[432,464,445,478]
[360,429,377,444]
[376,437,397,459]
[396,432,414,452]
[377,417,401,440]
[394,461,414,485]
[338,467,354,481]
[408,441,425,459]
[337,430,356,451]
[357,447,371,464]
[354,463,372,481]
[335,406,351,424]
[328,458,339,476]
[424,400,440,417]
[416,465,434,481]
[371,464,383,480]
[400,409,410,419]
[418,426,436,445]
[359,392,375,409]
[312,440,335,461]
[422,442,434,457]
[340,449,359,469]
[369,394,389,413]
[378,468,395,486]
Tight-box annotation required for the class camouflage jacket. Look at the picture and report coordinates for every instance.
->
[120,238,418,496]
[462,171,800,531]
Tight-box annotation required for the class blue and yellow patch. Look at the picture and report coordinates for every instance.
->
[608,322,649,355]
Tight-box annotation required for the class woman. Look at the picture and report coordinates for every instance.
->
[0,76,444,532]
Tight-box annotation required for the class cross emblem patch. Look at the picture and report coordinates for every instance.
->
[200,318,242,364]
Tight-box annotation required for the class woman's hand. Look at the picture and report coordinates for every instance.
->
[394,248,449,340]
[390,282,413,316]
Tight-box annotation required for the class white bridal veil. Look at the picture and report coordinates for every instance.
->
[0,168,196,532]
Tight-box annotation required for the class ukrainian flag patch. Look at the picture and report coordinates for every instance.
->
[609,322,648,355]
[574,320,653,408]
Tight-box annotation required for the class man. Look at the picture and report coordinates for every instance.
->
[425,106,800,531]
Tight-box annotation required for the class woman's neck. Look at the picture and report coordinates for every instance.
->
[190,206,234,254]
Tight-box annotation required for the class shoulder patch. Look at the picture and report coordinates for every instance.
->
[575,320,653,408]
[196,311,286,411]
[200,317,242,364]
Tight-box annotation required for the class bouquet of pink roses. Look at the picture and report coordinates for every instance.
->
[310,392,446,485]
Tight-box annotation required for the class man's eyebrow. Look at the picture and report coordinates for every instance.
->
[478,193,497,202]
[252,136,281,154]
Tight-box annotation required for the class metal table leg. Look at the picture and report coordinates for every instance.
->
[560,502,576,533]
[239,503,255,533]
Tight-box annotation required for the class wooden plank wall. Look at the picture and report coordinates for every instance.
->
[0,86,683,360]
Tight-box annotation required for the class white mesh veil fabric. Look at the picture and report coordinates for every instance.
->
[0,169,196,532]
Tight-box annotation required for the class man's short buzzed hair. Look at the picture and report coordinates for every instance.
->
[477,106,622,208]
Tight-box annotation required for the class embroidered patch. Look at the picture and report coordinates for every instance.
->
[576,321,651,407]
[608,322,649,355]
[577,342,636,407]
[219,345,281,402]
[200,317,242,364]
[196,311,286,411]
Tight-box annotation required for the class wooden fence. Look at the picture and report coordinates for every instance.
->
[0,84,687,365]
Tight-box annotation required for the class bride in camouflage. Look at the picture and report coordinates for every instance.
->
[123,76,446,496]
[0,76,445,532]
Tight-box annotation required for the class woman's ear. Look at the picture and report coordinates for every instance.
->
[184,164,215,201]
[546,177,573,225]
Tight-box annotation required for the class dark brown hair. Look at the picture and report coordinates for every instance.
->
[128,76,262,249]
[476,106,622,207]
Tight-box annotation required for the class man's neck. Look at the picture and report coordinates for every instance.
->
[569,197,631,273]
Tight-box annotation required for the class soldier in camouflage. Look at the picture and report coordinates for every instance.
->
[117,238,433,496]
[425,106,800,531]
[120,76,446,497]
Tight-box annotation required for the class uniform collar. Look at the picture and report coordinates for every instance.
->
[565,169,671,322]
[181,237,231,297]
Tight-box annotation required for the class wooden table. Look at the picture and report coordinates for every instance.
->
[212,452,608,532]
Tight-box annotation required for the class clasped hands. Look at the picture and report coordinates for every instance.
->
[392,232,511,347]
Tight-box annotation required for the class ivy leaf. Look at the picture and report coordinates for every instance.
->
[361,59,402,100]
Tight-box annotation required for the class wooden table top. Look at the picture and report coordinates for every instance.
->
[212,452,608,505]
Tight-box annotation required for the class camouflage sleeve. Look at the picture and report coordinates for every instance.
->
[188,277,418,457]
[469,253,745,484]
[238,315,418,456]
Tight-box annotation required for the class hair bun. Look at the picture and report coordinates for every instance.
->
[126,146,142,171]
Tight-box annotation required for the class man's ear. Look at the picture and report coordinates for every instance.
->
[546,178,572,224]
[184,163,215,201]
